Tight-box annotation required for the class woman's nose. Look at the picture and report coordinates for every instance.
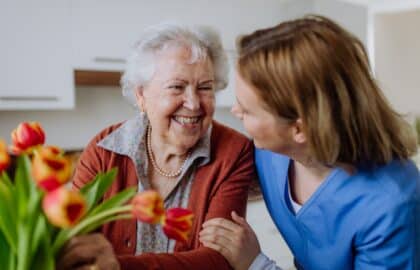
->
[184,88,200,110]
[231,103,242,119]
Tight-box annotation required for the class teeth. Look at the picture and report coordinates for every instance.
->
[174,116,201,124]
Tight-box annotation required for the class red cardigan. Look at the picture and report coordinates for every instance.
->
[73,120,255,270]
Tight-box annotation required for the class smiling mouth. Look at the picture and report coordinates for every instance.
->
[173,116,202,125]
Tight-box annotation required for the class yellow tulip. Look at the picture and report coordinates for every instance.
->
[42,187,86,228]
[32,146,71,192]
[131,190,165,224]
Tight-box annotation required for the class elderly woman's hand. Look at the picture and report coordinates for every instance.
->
[199,211,261,270]
[57,233,120,270]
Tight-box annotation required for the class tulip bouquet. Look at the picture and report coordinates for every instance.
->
[0,122,194,270]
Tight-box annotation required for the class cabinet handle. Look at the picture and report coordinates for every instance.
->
[93,57,126,64]
[0,96,59,101]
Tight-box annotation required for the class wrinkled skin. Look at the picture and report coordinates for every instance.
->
[57,233,120,270]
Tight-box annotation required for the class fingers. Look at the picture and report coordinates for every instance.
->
[202,217,240,233]
[57,234,118,270]
[231,211,244,224]
[199,228,233,247]
[200,220,246,256]
[201,240,232,260]
[63,233,110,252]
[76,265,99,270]
[57,243,98,269]
[231,211,251,230]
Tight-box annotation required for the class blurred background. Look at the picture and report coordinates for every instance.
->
[1,0,419,269]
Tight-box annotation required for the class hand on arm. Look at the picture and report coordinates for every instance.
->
[199,211,261,270]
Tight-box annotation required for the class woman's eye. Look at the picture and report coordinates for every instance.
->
[198,86,213,91]
[169,85,184,90]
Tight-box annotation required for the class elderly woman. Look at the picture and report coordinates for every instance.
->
[59,24,254,270]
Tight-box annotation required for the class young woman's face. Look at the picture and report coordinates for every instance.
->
[231,71,298,154]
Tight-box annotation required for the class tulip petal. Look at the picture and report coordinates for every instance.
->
[67,203,84,224]
[162,208,194,243]
[131,190,165,224]
[32,146,71,191]
[42,188,86,228]
[11,122,46,154]
[0,139,10,172]
[37,176,62,193]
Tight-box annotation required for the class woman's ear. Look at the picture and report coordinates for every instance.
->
[293,119,307,144]
[134,86,146,112]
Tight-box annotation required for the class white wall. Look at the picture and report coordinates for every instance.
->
[315,0,368,45]
[374,9,420,116]
[280,0,316,20]
[278,0,368,45]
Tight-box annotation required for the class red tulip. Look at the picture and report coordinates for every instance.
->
[32,146,71,192]
[162,208,194,243]
[42,187,86,228]
[131,190,165,224]
[0,139,10,172]
[11,122,45,154]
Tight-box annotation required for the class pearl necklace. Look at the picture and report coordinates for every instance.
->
[146,126,190,178]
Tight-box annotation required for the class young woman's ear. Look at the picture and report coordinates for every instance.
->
[293,119,307,144]
[134,86,146,112]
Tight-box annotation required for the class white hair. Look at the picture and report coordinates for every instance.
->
[121,23,229,106]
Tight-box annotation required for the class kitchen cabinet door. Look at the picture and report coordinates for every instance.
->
[0,1,74,110]
[70,0,284,107]
[70,0,142,71]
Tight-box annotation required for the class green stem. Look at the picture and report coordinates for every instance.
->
[79,213,132,235]
[51,205,132,255]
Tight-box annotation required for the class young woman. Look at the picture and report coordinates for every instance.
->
[199,15,419,270]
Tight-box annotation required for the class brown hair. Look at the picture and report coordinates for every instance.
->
[237,15,417,166]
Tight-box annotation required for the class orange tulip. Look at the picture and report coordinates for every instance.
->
[11,122,45,154]
[0,139,10,172]
[162,208,194,243]
[42,187,86,228]
[131,190,165,224]
[32,146,71,192]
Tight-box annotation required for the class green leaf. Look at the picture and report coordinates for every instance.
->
[0,228,13,270]
[78,213,132,235]
[87,187,136,218]
[80,168,118,212]
[31,215,47,258]
[0,179,18,253]
[1,172,14,189]
[14,155,33,220]
[31,229,55,270]
[23,191,43,268]
[13,155,43,270]
[52,202,131,256]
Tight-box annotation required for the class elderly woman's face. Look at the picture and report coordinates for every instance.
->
[136,46,215,150]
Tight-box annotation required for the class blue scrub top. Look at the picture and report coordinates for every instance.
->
[255,148,420,270]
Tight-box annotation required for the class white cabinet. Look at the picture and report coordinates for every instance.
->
[0,1,74,110]
[70,0,285,107]
[70,0,135,71]
[70,0,285,72]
